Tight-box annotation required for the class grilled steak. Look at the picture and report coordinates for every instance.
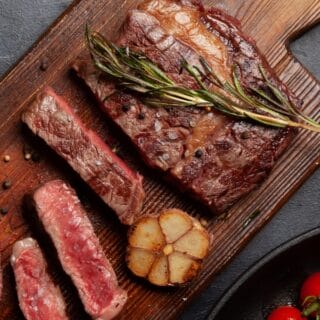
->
[22,87,145,225]
[74,0,297,214]
[32,180,127,320]
[11,238,68,320]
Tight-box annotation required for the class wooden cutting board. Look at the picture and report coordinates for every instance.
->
[0,0,319,319]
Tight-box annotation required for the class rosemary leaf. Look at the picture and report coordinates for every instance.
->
[86,28,320,133]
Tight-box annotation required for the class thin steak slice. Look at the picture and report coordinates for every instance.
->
[22,86,145,225]
[11,237,68,320]
[31,180,127,320]
[74,0,296,214]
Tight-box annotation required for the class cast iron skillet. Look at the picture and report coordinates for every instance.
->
[207,227,320,320]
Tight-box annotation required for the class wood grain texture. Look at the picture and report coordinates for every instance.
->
[0,0,319,319]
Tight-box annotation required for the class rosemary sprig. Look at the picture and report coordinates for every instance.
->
[86,27,320,132]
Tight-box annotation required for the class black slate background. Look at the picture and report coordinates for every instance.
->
[0,1,319,319]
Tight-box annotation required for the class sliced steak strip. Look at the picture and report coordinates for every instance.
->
[32,180,127,320]
[22,87,145,225]
[73,0,296,213]
[11,237,68,320]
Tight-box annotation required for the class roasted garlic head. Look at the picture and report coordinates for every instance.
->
[126,209,210,286]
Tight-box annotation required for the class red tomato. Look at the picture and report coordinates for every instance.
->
[300,272,320,318]
[301,272,320,302]
[267,306,306,320]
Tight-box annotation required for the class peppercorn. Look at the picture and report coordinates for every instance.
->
[24,153,32,161]
[32,152,41,162]
[2,180,11,190]
[195,149,203,158]
[0,207,8,215]
[137,113,145,120]
[122,104,130,112]
[39,57,49,71]
[240,131,250,139]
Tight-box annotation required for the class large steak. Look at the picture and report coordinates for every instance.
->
[73,0,297,214]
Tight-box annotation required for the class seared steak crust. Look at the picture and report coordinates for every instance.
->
[22,87,145,224]
[73,0,296,213]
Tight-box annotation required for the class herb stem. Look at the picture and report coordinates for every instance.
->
[86,27,320,133]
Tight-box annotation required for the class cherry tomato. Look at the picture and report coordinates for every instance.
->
[267,306,306,320]
[300,272,320,318]
[301,272,320,302]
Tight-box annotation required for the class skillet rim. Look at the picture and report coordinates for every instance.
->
[206,226,320,319]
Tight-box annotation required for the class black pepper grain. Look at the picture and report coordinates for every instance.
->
[2,180,11,190]
[39,58,49,71]
[137,113,145,120]
[0,207,8,215]
[240,131,250,139]
[32,152,41,162]
[195,149,203,158]
[23,144,32,154]
[122,104,131,112]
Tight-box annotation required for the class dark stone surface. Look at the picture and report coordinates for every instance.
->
[0,0,71,76]
[0,1,319,319]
